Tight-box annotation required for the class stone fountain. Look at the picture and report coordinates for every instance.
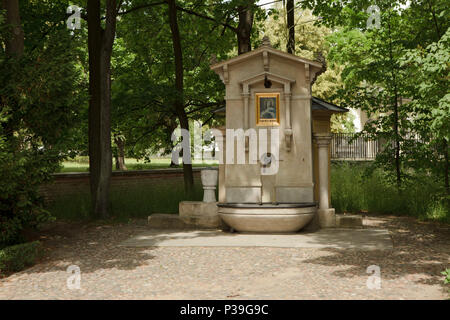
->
[208,37,348,233]
[150,37,352,233]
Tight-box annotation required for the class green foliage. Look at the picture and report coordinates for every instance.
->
[331,112,356,133]
[326,6,409,138]
[0,1,87,246]
[307,0,449,192]
[401,27,450,141]
[108,0,237,160]
[331,162,449,222]
[0,241,42,273]
[442,269,450,285]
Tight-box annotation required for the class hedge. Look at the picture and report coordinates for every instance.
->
[0,241,42,274]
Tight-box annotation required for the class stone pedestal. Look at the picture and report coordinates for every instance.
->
[201,169,218,203]
[317,208,336,228]
[179,201,221,228]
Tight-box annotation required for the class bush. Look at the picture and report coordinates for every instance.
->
[0,134,56,247]
[0,241,42,274]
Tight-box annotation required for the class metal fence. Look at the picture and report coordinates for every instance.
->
[331,133,381,160]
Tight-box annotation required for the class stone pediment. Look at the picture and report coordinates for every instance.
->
[210,38,322,87]
[210,42,322,72]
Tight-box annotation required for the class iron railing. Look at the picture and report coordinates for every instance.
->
[331,133,381,160]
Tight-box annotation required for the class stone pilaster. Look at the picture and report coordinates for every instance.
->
[216,126,226,203]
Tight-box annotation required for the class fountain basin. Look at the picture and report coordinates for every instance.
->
[218,203,317,233]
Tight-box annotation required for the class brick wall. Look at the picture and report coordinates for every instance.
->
[39,168,209,202]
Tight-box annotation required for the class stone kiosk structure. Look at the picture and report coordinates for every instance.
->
[148,38,359,232]
[207,37,349,233]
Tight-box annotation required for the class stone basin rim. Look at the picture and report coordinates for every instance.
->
[217,202,317,208]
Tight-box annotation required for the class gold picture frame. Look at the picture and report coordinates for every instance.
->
[256,93,280,126]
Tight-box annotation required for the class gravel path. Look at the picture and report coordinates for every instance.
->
[0,215,449,300]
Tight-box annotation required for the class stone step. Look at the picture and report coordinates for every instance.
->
[336,214,363,228]
[179,201,221,229]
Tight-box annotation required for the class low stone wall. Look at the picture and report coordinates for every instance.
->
[40,168,209,202]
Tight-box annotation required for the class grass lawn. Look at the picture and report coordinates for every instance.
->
[58,157,218,173]
[47,178,206,221]
[331,161,449,223]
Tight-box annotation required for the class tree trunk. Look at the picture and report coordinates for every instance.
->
[236,3,254,55]
[167,0,194,196]
[392,93,401,188]
[444,139,449,195]
[114,135,127,171]
[2,0,24,57]
[87,0,102,217]
[88,0,116,218]
[286,0,295,54]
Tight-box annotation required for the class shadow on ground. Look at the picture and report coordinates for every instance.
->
[301,214,449,291]
[9,219,157,276]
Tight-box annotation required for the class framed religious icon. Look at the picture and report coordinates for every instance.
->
[256,93,280,126]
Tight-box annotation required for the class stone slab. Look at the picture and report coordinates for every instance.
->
[178,201,221,228]
[120,228,393,250]
[179,201,218,217]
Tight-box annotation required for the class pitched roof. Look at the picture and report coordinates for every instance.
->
[311,97,348,113]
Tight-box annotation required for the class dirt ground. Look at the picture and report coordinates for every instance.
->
[0,214,449,300]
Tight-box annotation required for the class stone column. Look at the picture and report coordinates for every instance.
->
[314,133,335,227]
